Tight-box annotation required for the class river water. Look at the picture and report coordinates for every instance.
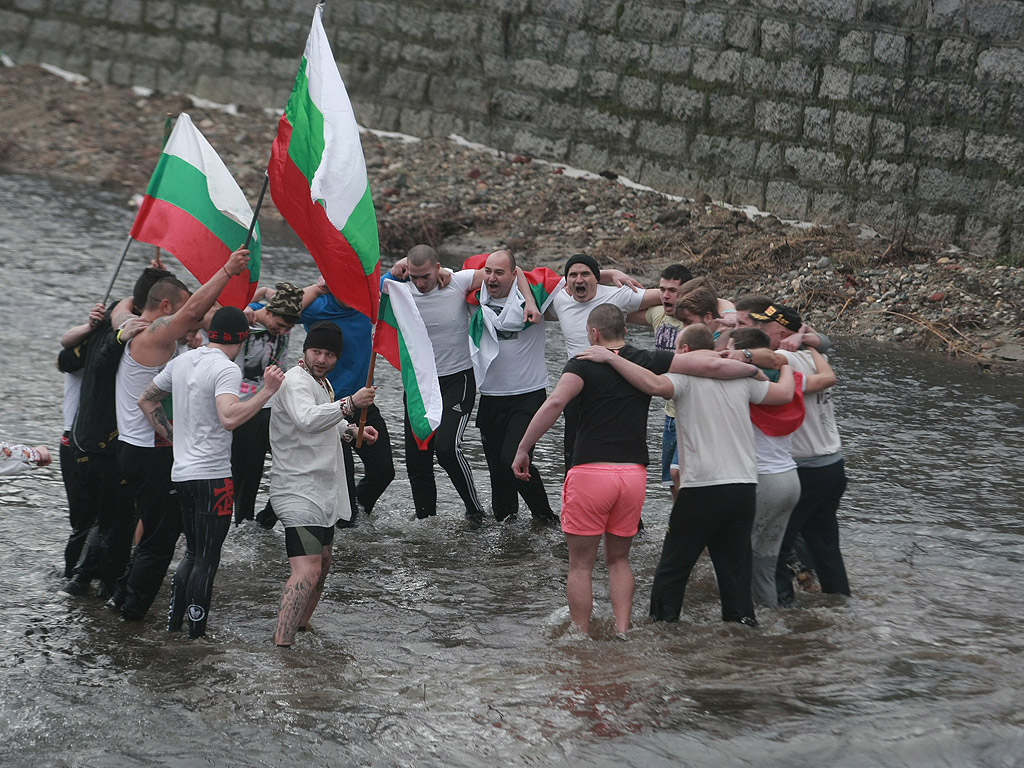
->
[0,173,1022,767]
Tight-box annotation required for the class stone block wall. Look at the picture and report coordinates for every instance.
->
[2,0,1024,259]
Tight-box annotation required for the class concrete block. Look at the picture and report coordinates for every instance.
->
[874,33,907,68]
[793,23,836,58]
[927,0,965,30]
[914,212,959,242]
[608,152,643,182]
[431,11,480,45]
[947,82,1006,122]
[638,159,702,197]
[88,59,111,83]
[967,0,1024,40]
[873,117,906,156]
[965,130,1024,168]
[721,177,762,206]
[837,30,872,64]
[512,129,569,162]
[819,64,851,100]
[583,70,619,99]
[679,9,724,45]
[900,77,947,120]
[110,59,132,85]
[961,215,1002,256]
[917,166,989,202]
[393,6,433,38]
[692,48,742,85]
[976,47,1024,86]
[581,107,636,140]
[908,126,964,160]
[860,0,925,26]
[594,35,650,67]
[834,110,871,152]
[802,0,857,22]
[760,18,790,56]
[398,108,434,139]
[568,142,611,173]
[0,12,28,38]
[849,158,915,194]
[755,142,783,175]
[12,0,45,11]
[585,0,623,32]
[400,44,450,70]
[935,38,975,75]
[621,75,659,112]
[536,103,583,132]
[810,190,854,219]
[755,99,801,138]
[516,20,562,58]
[27,18,61,45]
[178,4,219,37]
[708,93,751,129]
[239,0,265,11]
[856,200,905,232]
[764,180,809,217]
[539,0,586,24]
[851,73,892,107]
[563,30,594,65]
[725,13,757,51]
[649,43,692,73]
[109,0,143,26]
[220,13,252,43]
[80,0,109,21]
[132,63,157,90]
[690,134,756,172]
[380,67,429,100]
[775,60,815,96]
[803,106,831,144]
[784,147,847,186]
[907,36,938,76]
[742,56,776,91]
[144,0,176,30]
[183,39,225,70]
[250,18,307,48]
[637,120,688,157]
[621,5,682,40]
[984,181,1024,218]
[661,83,704,121]
[511,58,579,92]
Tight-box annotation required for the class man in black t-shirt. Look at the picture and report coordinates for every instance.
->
[513,305,671,637]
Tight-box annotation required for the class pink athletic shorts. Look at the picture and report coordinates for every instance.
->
[561,464,647,537]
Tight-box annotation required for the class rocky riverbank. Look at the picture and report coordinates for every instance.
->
[2,63,1021,367]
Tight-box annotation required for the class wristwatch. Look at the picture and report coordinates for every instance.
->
[742,349,753,362]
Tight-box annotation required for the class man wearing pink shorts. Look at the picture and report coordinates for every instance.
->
[513,305,754,636]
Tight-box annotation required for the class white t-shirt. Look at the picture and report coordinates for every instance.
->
[778,349,842,461]
[153,346,241,482]
[478,296,548,396]
[62,370,83,433]
[668,373,769,488]
[410,269,475,376]
[549,284,645,357]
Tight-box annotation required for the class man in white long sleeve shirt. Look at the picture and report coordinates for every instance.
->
[269,321,378,648]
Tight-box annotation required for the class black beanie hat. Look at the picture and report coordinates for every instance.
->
[564,253,601,282]
[208,306,250,344]
[303,321,344,358]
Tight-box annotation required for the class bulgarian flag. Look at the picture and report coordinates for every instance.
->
[268,4,381,322]
[462,253,563,383]
[374,279,442,449]
[130,112,260,308]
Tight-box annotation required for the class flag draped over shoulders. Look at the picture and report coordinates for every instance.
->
[130,112,260,308]
[374,279,441,450]
[268,4,381,321]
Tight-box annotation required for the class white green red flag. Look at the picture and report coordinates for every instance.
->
[462,253,563,383]
[374,279,441,450]
[130,112,260,308]
[268,4,381,321]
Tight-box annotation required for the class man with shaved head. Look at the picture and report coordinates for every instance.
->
[472,249,558,525]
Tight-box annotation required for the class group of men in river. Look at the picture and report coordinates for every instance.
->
[48,243,851,643]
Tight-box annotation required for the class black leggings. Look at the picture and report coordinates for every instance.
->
[649,483,757,624]
[168,478,233,638]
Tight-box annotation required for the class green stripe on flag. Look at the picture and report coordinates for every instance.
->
[340,185,381,275]
[145,154,249,250]
[285,57,325,186]
[379,295,432,441]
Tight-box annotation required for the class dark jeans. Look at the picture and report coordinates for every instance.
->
[168,478,233,638]
[775,459,850,604]
[231,407,271,523]
[404,368,483,518]
[71,447,134,589]
[650,483,758,624]
[342,403,395,514]
[60,433,96,579]
[118,443,181,617]
[477,390,555,521]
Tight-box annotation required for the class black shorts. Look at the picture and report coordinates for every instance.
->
[284,525,336,557]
